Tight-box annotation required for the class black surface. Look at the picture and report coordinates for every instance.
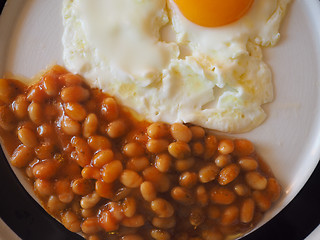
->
[0,1,5,14]
[0,1,320,240]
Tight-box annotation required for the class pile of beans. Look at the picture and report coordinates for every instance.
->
[0,66,281,240]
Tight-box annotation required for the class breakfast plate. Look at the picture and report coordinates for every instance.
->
[0,0,320,239]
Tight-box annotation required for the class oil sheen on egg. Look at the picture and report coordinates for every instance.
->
[62,0,291,133]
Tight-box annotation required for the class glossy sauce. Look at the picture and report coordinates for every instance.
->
[0,66,281,240]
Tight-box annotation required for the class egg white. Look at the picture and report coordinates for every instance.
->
[62,0,291,133]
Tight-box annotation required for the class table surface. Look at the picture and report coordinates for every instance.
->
[0,1,319,240]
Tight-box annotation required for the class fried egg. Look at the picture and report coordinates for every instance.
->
[62,0,291,133]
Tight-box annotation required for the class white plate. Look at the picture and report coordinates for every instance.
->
[306,224,320,240]
[0,219,20,240]
[1,0,320,238]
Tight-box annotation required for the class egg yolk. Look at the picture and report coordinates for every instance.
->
[173,0,254,27]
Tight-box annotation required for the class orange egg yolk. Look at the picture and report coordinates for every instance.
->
[173,0,254,27]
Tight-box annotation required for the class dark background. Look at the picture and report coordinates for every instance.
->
[0,1,319,240]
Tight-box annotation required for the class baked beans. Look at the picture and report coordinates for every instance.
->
[140,181,157,202]
[0,66,282,239]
